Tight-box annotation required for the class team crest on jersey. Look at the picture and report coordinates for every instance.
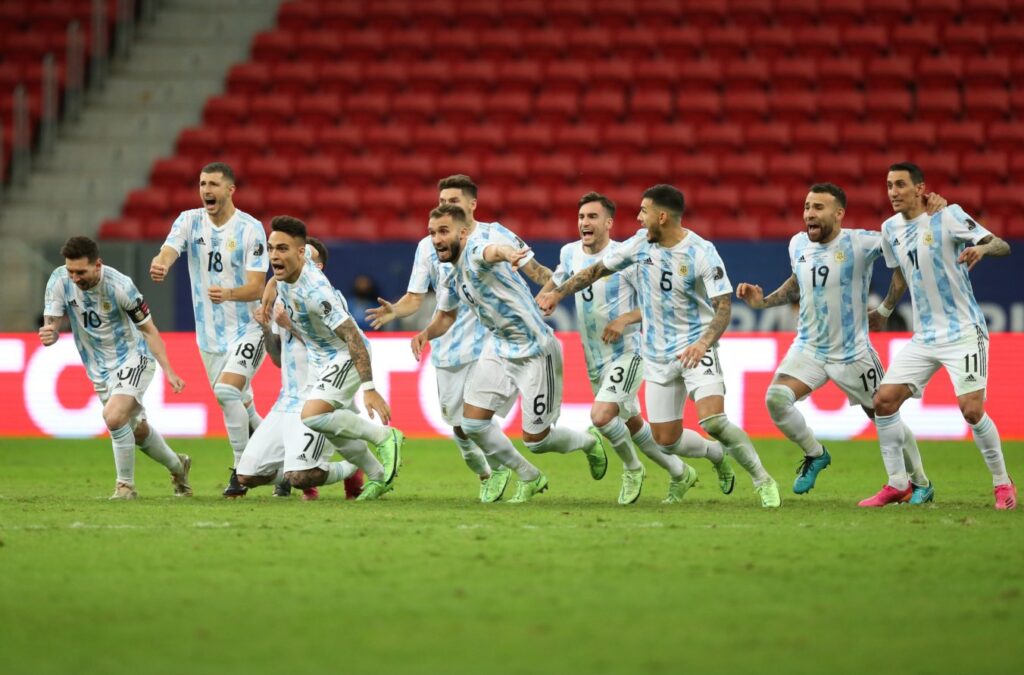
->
[923,232,935,245]
[678,264,688,276]
[101,301,112,313]
[226,238,237,252]
[834,250,846,262]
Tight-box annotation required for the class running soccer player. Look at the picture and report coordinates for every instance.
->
[538,192,734,505]
[414,204,608,503]
[538,185,780,507]
[268,216,403,502]
[41,236,191,499]
[149,162,268,498]
[737,183,936,501]
[236,238,365,500]
[869,162,1015,510]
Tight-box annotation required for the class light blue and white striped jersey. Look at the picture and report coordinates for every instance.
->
[409,221,534,367]
[276,262,368,372]
[269,311,310,414]
[43,265,152,384]
[552,240,641,379]
[437,226,553,359]
[881,204,990,345]
[789,229,882,363]
[162,208,268,353]
[603,229,733,363]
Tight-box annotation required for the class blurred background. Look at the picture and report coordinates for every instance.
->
[0,0,1021,334]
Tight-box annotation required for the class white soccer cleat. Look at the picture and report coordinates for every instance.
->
[171,453,193,497]
[109,482,138,500]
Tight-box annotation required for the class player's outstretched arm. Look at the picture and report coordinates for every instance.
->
[958,234,1011,271]
[136,320,185,393]
[412,309,457,361]
[537,261,614,316]
[679,294,732,368]
[520,258,554,287]
[149,246,180,282]
[869,268,908,331]
[602,309,641,344]
[38,315,63,346]
[366,292,425,330]
[335,318,391,424]
[209,270,265,304]
[737,274,798,309]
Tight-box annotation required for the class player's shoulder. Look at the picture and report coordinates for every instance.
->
[560,239,583,257]
[415,234,438,258]
[174,208,204,222]
[234,208,263,228]
[880,214,903,234]
[789,231,809,248]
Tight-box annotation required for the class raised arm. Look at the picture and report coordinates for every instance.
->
[535,260,615,317]
[136,320,185,393]
[958,234,1011,271]
[366,291,426,330]
[335,318,390,424]
[736,274,799,309]
[149,245,180,282]
[520,258,553,286]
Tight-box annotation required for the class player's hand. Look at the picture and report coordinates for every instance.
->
[677,339,709,369]
[165,371,185,394]
[38,325,58,346]
[150,258,168,282]
[253,305,269,327]
[735,283,765,308]
[363,390,391,424]
[208,286,229,304]
[272,302,292,330]
[602,317,627,344]
[504,246,532,268]
[867,308,888,332]
[367,297,396,330]
[411,331,429,361]
[536,291,561,316]
[958,246,985,271]
[923,192,948,215]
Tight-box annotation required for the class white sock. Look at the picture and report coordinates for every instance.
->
[634,422,685,477]
[110,423,135,485]
[678,429,726,465]
[303,409,389,446]
[138,427,183,473]
[524,426,594,454]
[597,418,642,470]
[971,414,1010,486]
[900,422,929,487]
[875,413,910,489]
[301,418,385,481]
[461,418,540,481]
[214,383,249,467]
[765,384,823,457]
[273,467,284,483]
[453,434,491,477]
[245,400,263,430]
[326,461,358,485]
[700,414,771,486]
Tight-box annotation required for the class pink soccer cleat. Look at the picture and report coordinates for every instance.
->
[995,482,1017,510]
[302,487,319,501]
[858,484,912,507]
[344,469,366,500]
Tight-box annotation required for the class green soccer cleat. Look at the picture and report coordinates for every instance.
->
[507,472,549,504]
[480,466,512,503]
[618,465,646,505]
[908,482,935,505]
[662,463,699,504]
[355,479,393,502]
[584,426,609,480]
[373,429,404,485]
[793,447,832,494]
[756,478,782,508]
[714,456,736,495]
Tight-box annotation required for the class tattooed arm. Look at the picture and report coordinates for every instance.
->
[536,261,614,315]
[334,318,391,424]
[678,294,732,368]
[736,274,799,309]
[958,234,1011,271]
[868,268,908,331]
[520,258,553,286]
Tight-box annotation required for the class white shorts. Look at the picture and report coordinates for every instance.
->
[777,344,886,408]
[236,408,288,477]
[199,326,266,389]
[465,336,563,435]
[882,330,989,398]
[436,361,515,427]
[590,353,643,420]
[644,344,727,424]
[305,353,362,409]
[93,352,154,428]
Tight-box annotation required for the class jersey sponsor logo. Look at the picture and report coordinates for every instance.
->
[893,237,900,246]
[194,237,206,245]
[532,416,545,425]
[606,385,617,392]
[321,301,332,316]
[797,255,806,262]
[316,382,326,389]
[965,374,977,382]
[712,266,724,280]
[68,299,78,307]
[236,359,248,367]
[704,368,715,375]
[295,453,307,461]
[640,257,654,265]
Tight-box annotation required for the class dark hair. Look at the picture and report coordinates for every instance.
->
[808,183,847,208]
[437,174,478,199]
[270,215,307,240]
[200,162,236,183]
[578,192,616,216]
[307,236,328,266]
[642,184,685,217]
[888,162,925,185]
[61,236,100,262]
[429,203,470,225]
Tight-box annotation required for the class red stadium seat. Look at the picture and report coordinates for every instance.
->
[363,125,411,153]
[911,153,959,185]
[434,153,482,182]
[547,0,591,28]
[410,123,457,154]
[316,125,363,157]
[507,123,553,156]
[344,93,390,125]
[649,123,696,153]
[630,91,673,124]
[964,56,1011,88]
[720,154,766,187]
[766,154,814,188]
[696,122,744,153]
[276,2,317,31]
[615,27,658,60]
[771,92,817,123]
[294,30,342,63]
[704,26,748,59]
[816,57,863,92]
[961,153,1008,184]
[760,217,799,239]
[392,93,438,125]
[387,155,435,188]
[168,187,202,216]
[798,27,841,59]
[942,24,988,56]
[249,94,294,127]
[770,58,816,91]
[270,61,317,97]
[577,154,621,185]
[961,0,1010,23]
[386,29,433,61]
[982,183,1024,224]
[676,91,722,124]
[318,62,363,94]
[936,121,985,153]
[450,61,499,95]
[246,156,291,191]
[99,218,142,240]
[887,121,937,155]
[634,60,680,90]
[819,91,865,122]
[602,124,650,154]
[840,122,888,153]
[745,122,791,153]
[819,0,866,25]
[460,124,507,152]
[293,156,340,189]
[250,29,294,62]
[865,89,912,123]
[773,0,819,25]
[814,155,862,185]
[682,0,729,27]
[565,30,613,64]
[656,26,703,59]
[791,122,839,152]
[340,29,388,61]
[914,0,961,24]
[553,124,600,156]
[150,156,195,189]
[502,185,550,224]
[964,89,1010,123]
[223,125,269,158]
[749,26,795,59]
[1010,154,1024,183]
[622,156,671,186]
[592,0,639,28]
[916,55,963,89]
[724,90,769,122]
[671,155,719,184]
[365,0,414,29]
[498,61,543,94]
[338,155,387,187]
[123,188,170,220]
[360,186,409,222]
[729,0,775,27]
[203,95,248,127]
[889,22,941,58]
[363,61,411,95]
[842,25,889,59]
[581,89,627,124]
[226,62,270,96]
[987,122,1024,153]
[521,28,566,60]
[480,154,529,188]
[989,24,1024,57]
[501,0,546,29]
[530,155,577,184]
[915,88,961,122]
[724,58,771,90]
[535,92,579,124]
[865,57,914,90]
[864,0,912,23]
[293,93,341,127]
[311,186,361,221]
[437,92,485,126]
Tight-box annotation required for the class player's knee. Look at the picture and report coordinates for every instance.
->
[237,473,259,488]
[765,384,796,421]
[302,413,331,434]
[959,401,985,426]
[102,409,130,430]
[699,414,729,439]
[287,469,324,489]
[650,426,680,447]
[590,408,617,428]
[872,390,899,416]
[459,417,490,440]
[213,383,243,407]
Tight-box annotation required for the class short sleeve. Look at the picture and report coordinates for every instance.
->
[880,224,899,269]
[435,269,459,312]
[407,238,436,293]
[550,244,574,286]
[787,235,800,273]
[697,244,733,298]
[857,230,883,263]
[490,222,536,266]
[43,269,66,317]
[118,277,152,326]
[603,231,645,272]
[245,225,269,273]
[163,212,191,254]
[945,205,991,245]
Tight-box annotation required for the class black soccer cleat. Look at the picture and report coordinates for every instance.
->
[223,468,248,498]
[272,480,292,497]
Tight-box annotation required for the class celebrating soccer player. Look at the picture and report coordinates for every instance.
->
[538,185,780,507]
[868,162,1015,510]
[41,236,190,499]
[149,162,268,497]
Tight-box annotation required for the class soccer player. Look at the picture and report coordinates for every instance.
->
[268,216,404,501]
[538,192,734,505]
[869,162,1015,510]
[538,185,781,507]
[736,183,935,501]
[236,238,365,500]
[41,236,191,499]
[149,162,268,497]
[414,204,609,503]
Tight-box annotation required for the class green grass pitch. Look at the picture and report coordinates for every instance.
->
[1,437,1022,675]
